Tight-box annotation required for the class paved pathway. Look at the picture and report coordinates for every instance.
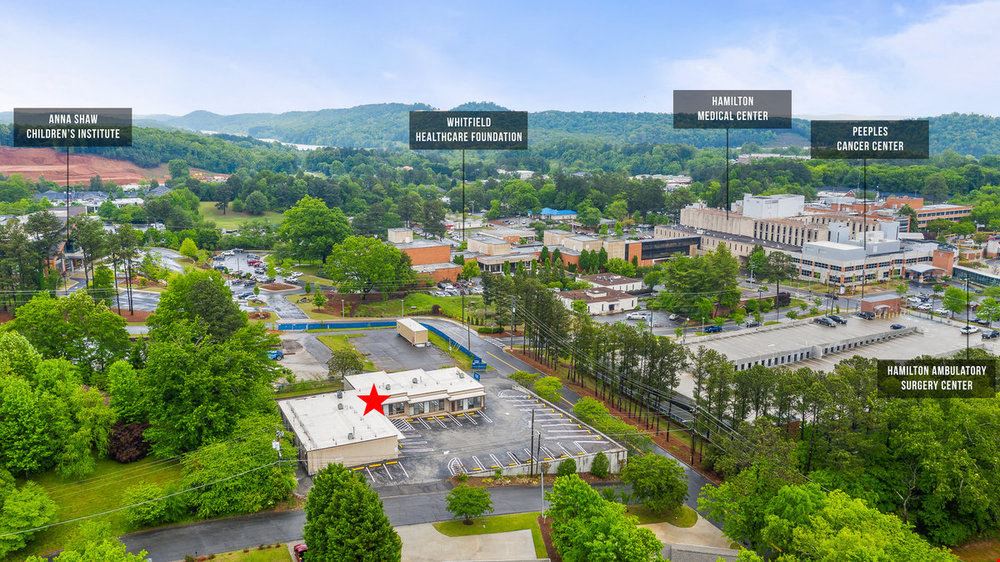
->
[397,523,537,562]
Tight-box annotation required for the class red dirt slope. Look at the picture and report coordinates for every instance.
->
[0,147,167,186]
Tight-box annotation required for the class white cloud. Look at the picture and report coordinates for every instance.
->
[651,1,1000,117]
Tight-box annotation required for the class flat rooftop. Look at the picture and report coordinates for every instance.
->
[580,273,641,286]
[345,367,486,404]
[558,287,632,303]
[278,391,404,451]
[393,239,451,249]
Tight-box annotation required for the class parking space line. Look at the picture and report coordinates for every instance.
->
[365,466,375,481]
[574,442,587,454]
[383,464,393,480]
[557,443,574,458]
[396,461,409,478]
[522,448,536,463]
[541,446,556,460]
[489,454,503,469]
[479,411,494,424]
[446,413,462,427]
[507,452,520,465]
[417,418,432,430]
[462,413,478,425]
[472,455,485,471]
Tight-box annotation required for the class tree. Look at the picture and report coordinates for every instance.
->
[178,414,296,519]
[141,323,280,456]
[178,237,199,261]
[546,474,661,562]
[327,348,365,380]
[606,198,629,222]
[0,471,57,558]
[421,198,447,238]
[324,236,416,300]
[762,252,794,321]
[533,375,562,403]
[122,483,168,528]
[12,291,129,377]
[89,265,115,305]
[72,215,107,288]
[604,258,636,277]
[304,463,402,561]
[895,281,909,297]
[242,190,269,215]
[277,196,351,262]
[941,286,968,318]
[167,159,189,180]
[397,191,423,226]
[445,484,494,525]
[976,296,1000,323]
[620,454,687,514]
[898,204,919,232]
[147,269,247,341]
[577,202,601,227]
[922,172,949,201]
[460,260,480,280]
[313,291,328,309]
[556,457,577,477]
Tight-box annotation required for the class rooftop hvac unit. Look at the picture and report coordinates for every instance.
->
[459,371,465,378]
[385,383,391,391]
[347,432,354,440]
[336,390,343,399]
[412,377,419,384]
[337,402,344,410]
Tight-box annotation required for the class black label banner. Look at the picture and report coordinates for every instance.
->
[877,359,996,398]
[409,111,527,150]
[673,90,792,129]
[13,108,132,148]
[811,120,929,159]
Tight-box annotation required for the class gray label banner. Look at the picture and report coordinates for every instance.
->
[673,90,791,129]
[877,359,996,398]
[13,107,133,147]
[409,111,527,150]
[811,120,929,159]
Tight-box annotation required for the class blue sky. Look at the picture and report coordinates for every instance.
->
[1,1,997,116]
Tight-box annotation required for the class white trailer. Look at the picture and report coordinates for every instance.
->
[396,318,429,347]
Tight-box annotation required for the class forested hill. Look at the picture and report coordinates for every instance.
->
[140,105,1000,156]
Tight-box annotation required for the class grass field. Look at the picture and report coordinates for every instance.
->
[433,512,546,559]
[355,293,486,323]
[274,379,343,400]
[211,544,292,561]
[199,201,283,229]
[16,457,183,559]
[626,504,698,527]
[428,332,472,370]
[317,334,375,370]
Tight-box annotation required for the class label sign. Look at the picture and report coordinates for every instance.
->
[13,108,132,147]
[409,111,527,150]
[877,359,996,398]
[673,90,792,129]
[811,120,928,159]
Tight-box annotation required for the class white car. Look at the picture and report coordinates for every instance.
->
[934,308,950,316]
[960,325,980,334]
[916,303,932,311]
[668,313,679,321]
[626,312,651,321]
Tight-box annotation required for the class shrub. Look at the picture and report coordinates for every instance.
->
[445,484,494,525]
[556,458,577,477]
[590,451,610,479]
[476,326,503,334]
[124,483,169,528]
[509,370,539,387]
[533,376,562,403]
[108,422,151,463]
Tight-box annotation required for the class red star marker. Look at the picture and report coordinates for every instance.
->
[358,384,390,416]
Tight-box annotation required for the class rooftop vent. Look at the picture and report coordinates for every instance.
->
[412,377,419,384]
[336,390,343,399]
[459,371,465,378]
[337,402,344,410]
[347,432,354,440]
[385,383,391,391]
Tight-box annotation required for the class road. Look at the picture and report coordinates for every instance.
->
[122,316,721,560]
[124,483,603,562]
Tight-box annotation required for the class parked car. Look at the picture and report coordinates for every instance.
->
[814,317,836,327]
[667,313,679,321]
[960,325,981,334]
[293,543,308,561]
[704,325,723,333]
[983,330,1000,340]
[934,308,950,316]
[213,265,228,272]
[827,315,847,325]
[626,312,650,321]
[744,320,761,328]
[916,303,932,311]
[973,318,992,326]
[890,323,905,330]
[856,311,876,320]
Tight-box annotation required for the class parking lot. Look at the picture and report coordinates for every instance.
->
[357,375,623,487]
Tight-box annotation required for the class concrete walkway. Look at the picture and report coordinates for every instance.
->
[397,523,537,562]
[640,516,731,550]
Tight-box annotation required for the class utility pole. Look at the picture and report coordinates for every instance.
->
[538,432,545,519]
[529,409,535,476]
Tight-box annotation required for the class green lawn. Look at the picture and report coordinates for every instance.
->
[354,293,486,323]
[316,334,375,370]
[211,544,291,561]
[199,201,283,229]
[433,512,546,559]
[16,457,183,559]
[274,379,343,400]
[627,504,698,527]
[428,332,472,370]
